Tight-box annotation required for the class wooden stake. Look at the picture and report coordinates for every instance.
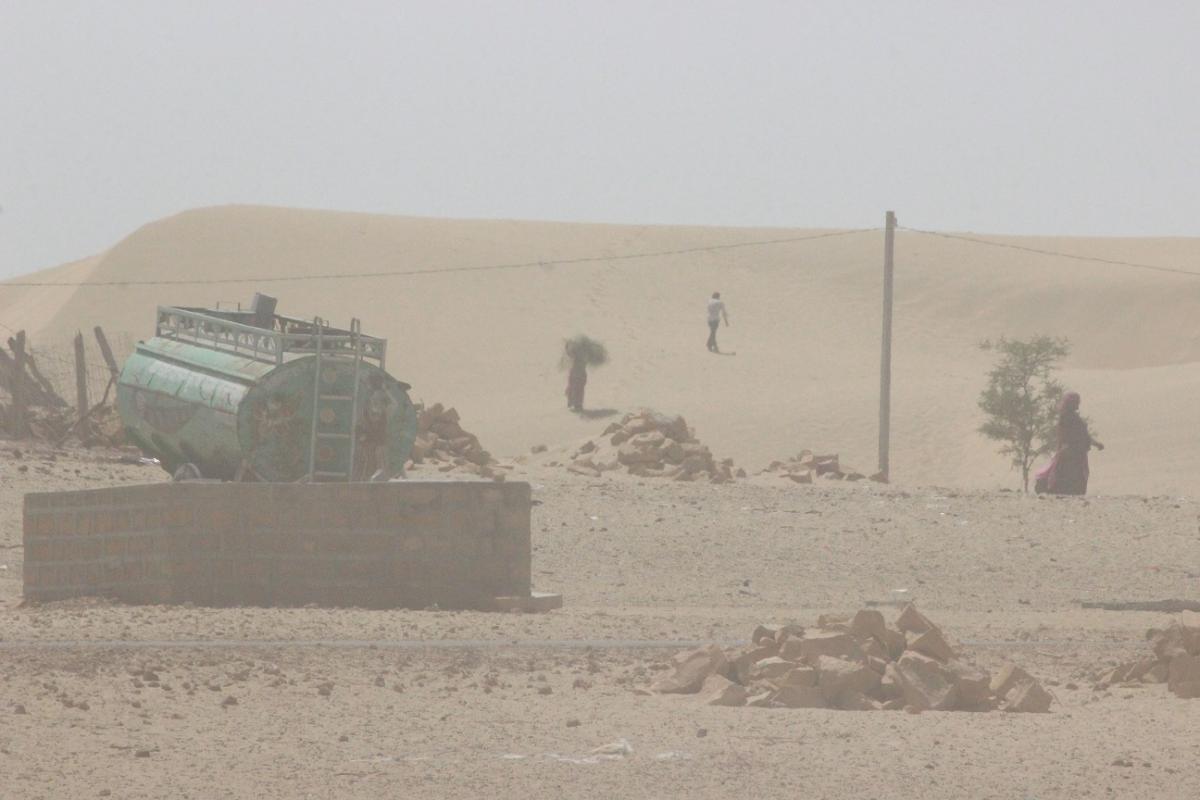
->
[878,211,896,480]
[93,326,120,380]
[74,332,90,424]
[11,331,27,437]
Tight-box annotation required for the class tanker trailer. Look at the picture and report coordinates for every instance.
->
[116,298,417,482]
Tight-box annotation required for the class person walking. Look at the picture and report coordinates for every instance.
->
[1037,391,1103,495]
[706,292,729,352]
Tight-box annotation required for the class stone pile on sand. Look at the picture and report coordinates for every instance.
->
[1095,619,1200,699]
[408,403,497,476]
[651,605,1051,712]
[564,410,741,482]
[760,450,879,484]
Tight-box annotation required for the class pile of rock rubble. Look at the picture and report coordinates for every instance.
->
[651,605,1051,713]
[760,450,879,484]
[407,403,497,476]
[564,410,741,483]
[1095,619,1199,699]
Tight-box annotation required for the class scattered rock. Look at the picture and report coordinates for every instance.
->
[567,410,736,482]
[760,451,864,484]
[1167,654,1200,699]
[1096,620,1200,699]
[893,652,959,711]
[698,674,748,707]
[650,605,1046,713]
[651,644,730,694]
[909,627,955,663]
[1003,679,1053,713]
[991,663,1035,698]
[407,403,495,474]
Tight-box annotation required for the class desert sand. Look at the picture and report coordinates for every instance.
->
[4,204,1200,493]
[1,444,1199,799]
[2,207,1199,799]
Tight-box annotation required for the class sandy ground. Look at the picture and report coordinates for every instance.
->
[2,207,1198,796]
[2,445,1198,799]
[4,205,1200,494]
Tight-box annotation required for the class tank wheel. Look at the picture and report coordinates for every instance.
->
[172,463,204,482]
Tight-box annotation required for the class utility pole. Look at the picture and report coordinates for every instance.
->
[878,210,896,481]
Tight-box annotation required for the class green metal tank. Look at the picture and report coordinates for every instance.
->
[117,302,417,482]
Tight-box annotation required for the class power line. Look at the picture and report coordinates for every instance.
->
[0,228,879,289]
[900,226,1200,279]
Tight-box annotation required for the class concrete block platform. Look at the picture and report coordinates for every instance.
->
[23,481,546,610]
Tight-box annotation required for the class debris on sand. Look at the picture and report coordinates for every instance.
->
[1095,620,1200,699]
[407,403,497,476]
[759,450,874,484]
[0,400,125,447]
[564,409,738,483]
[650,605,1050,712]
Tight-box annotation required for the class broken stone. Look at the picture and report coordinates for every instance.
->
[895,604,938,636]
[892,652,959,711]
[1003,679,1052,713]
[771,685,827,709]
[773,624,806,645]
[837,690,881,711]
[617,441,662,465]
[815,655,882,705]
[1142,662,1169,684]
[859,636,889,665]
[652,644,729,694]
[781,631,865,664]
[989,663,1034,699]
[1167,654,1200,699]
[850,609,887,642]
[878,627,907,661]
[567,462,601,478]
[771,666,818,690]
[750,657,797,683]
[878,666,903,701]
[751,625,778,645]
[909,628,955,663]
[946,662,993,710]
[698,674,748,707]
[732,644,779,684]
[1151,622,1200,662]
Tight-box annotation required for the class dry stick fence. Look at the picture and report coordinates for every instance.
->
[0,327,133,440]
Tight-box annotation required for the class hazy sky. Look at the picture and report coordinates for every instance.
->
[2,1,1197,277]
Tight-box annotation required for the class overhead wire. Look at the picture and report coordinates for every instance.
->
[0,227,880,289]
[900,226,1200,279]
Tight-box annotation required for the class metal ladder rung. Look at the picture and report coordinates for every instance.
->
[307,316,365,482]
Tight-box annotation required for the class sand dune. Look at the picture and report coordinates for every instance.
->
[3,205,1198,494]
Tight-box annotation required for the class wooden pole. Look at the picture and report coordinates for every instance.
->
[93,326,120,381]
[11,331,27,437]
[73,332,90,424]
[878,211,896,480]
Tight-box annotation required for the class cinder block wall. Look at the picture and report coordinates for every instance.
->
[23,481,531,609]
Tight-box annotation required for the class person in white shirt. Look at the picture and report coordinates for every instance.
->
[706,292,729,352]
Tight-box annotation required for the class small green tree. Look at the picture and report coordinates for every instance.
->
[977,336,1069,492]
